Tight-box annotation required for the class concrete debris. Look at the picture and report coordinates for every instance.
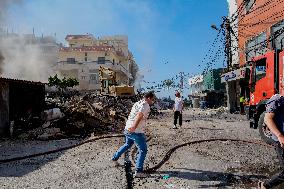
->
[216,106,229,113]
[14,93,142,140]
[43,108,65,121]
[42,121,51,128]
[10,91,163,140]
[37,128,62,140]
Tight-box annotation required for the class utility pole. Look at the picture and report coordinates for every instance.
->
[222,16,236,113]
[223,16,232,71]
[179,72,184,96]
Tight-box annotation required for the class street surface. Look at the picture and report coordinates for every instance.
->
[0,109,282,189]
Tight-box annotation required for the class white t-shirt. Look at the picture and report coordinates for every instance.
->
[125,99,150,133]
[174,97,183,111]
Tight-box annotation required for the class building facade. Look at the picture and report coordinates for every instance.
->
[55,34,134,91]
[223,0,284,112]
[237,0,284,65]
[188,69,226,108]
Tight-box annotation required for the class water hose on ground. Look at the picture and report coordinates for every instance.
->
[0,135,271,172]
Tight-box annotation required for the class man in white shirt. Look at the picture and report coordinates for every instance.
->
[111,91,155,177]
[173,92,183,129]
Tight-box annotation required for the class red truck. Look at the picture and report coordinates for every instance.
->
[246,49,284,144]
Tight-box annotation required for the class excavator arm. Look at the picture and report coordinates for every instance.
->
[98,66,134,96]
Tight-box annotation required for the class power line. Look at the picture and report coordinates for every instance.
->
[232,0,284,29]
[245,26,284,54]
[240,9,284,29]
[229,0,247,23]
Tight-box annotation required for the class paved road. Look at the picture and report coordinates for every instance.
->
[0,109,282,189]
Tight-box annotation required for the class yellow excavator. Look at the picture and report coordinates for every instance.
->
[98,66,135,96]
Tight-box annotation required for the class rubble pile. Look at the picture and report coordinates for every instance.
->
[19,94,137,140]
[205,106,229,117]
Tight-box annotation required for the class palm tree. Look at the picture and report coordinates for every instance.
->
[163,79,174,90]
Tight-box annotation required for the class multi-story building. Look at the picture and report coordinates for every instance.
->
[55,34,133,91]
[237,0,284,65]
[188,69,226,108]
[223,0,284,112]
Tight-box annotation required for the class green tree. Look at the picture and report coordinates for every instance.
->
[48,75,79,91]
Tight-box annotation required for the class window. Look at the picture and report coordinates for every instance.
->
[67,58,75,64]
[98,57,105,64]
[89,69,98,73]
[271,20,284,50]
[85,52,88,56]
[81,76,86,80]
[89,74,99,84]
[255,58,267,82]
[245,32,267,61]
[245,0,255,13]
[85,57,87,61]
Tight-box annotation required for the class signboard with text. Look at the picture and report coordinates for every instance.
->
[221,67,248,83]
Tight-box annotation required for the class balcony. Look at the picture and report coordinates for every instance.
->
[57,60,131,78]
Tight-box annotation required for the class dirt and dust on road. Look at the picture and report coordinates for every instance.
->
[0,108,282,189]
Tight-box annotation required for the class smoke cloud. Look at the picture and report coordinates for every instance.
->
[0,51,4,73]
[0,0,22,24]
[0,36,57,82]
[0,0,57,82]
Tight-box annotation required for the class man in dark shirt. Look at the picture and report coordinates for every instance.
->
[259,94,284,189]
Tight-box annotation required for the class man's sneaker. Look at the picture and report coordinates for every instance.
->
[173,125,177,129]
[111,159,120,167]
[134,171,148,178]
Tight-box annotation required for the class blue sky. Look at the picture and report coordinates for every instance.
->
[6,0,228,98]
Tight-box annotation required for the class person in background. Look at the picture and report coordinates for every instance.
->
[111,91,155,178]
[258,94,284,189]
[173,91,183,129]
[240,95,245,115]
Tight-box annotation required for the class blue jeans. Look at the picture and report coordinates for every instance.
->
[112,131,147,172]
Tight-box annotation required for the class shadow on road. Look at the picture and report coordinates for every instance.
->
[0,139,78,177]
[153,168,267,188]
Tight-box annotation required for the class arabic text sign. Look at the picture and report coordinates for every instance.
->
[221,68,246,83]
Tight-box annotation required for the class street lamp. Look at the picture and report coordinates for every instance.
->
[211,24,219,31]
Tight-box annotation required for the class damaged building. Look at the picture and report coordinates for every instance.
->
[0,78,45,135]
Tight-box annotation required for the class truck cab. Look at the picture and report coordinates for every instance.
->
[246,50,284,144]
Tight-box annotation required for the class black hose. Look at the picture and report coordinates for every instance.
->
[0,135,271,173]
[0,134,124,163]
[144,138,271,173]
[124,150,133,189]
